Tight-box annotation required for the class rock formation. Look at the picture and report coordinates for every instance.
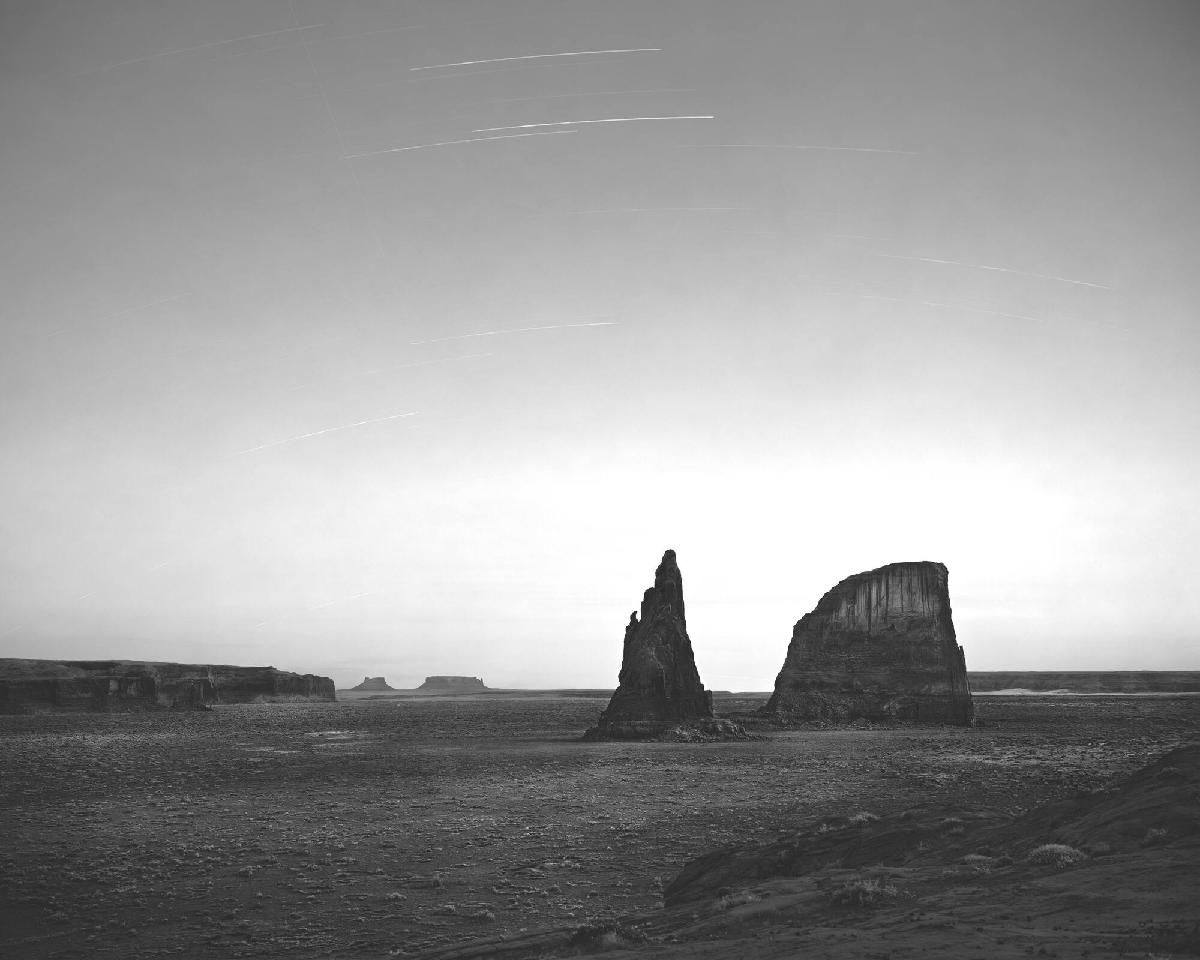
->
[0,659,335,714]
[415,676,489,693]
[351,676,396,691]
[763,561,973,725]
[586,550,723,740]
[207,664,335,703]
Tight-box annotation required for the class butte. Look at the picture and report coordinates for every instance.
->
[762,560,974,725]
[586,549,745,741]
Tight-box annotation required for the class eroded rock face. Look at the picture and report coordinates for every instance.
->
[763,561,973,725]
[587,550,713,739]
[0,659,334,713]
[209,665,335,703]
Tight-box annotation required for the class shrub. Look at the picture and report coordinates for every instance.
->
[567,923,647,952]
[829,876,899,908]
[1027,844,1087,868]
[1142,827,1168,846]
[715,889,761,911]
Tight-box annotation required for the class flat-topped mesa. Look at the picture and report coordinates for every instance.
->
[0,659,335,713]
[586,550,718,740]
[763,561,973,725]
[416,676,488,692]
[351,676,395,692]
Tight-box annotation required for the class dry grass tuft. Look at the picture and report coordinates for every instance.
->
[1027,843,1087,868]
[829,875,900,908]
[715,889,762,911]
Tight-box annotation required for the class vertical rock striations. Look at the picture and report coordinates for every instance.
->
[763,561,973,725]
[586,550,716,739]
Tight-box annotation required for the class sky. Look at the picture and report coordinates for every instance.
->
[1,0,1198,690]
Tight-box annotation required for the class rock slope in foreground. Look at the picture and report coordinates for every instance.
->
[763,561,973,724]
[0,659,335,713]
[416,743,1200,960]
[666,742,1200,906]
[586,550,743,741]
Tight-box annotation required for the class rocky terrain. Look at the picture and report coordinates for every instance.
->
[1,692,1197,959]
[764,561,973,725]
[586,550,730,741]
[430,736,1200,960]
[0,659,335,714]
[1,692,1195,960]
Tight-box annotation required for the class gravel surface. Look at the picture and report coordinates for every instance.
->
[2,694,1196,959]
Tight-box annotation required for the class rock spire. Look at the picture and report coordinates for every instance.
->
[587,550,715,739]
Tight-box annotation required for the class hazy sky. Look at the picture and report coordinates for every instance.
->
[2,0,1198,690]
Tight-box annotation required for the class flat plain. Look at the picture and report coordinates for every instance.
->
[2,692,1197,959]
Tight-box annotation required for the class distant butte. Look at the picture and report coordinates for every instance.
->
[0,659,335,714]
[416,676,489,692]
[351,676,396,692]
[763,561,973,725]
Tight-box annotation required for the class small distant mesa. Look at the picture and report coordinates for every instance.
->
[0,659,335,714]
[586,550,749,741]
[416,676,489,693]
[762,561,974,725]
[351,676,396,692]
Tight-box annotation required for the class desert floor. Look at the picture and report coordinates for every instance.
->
[2,693,1197,959]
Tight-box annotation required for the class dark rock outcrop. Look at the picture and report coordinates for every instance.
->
[351,676,396,691]
[0,659,334,714]
[208,664,335,703]
[416,676,489,692]
[763,561,973,725]
[586,550,718,740]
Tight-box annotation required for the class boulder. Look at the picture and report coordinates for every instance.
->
[586,550,717,740]
[762,561,973,725]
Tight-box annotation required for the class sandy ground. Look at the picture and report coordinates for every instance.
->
[1,694,1197,959]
